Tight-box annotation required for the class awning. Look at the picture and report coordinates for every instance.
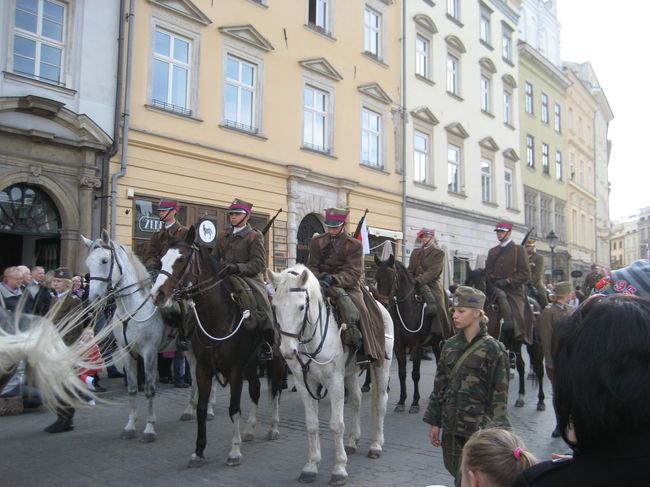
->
[368,226,403,240]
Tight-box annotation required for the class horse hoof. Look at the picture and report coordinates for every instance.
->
[514,399,525,408]
[141,432,156,443]
[180,413,194,421]
[207,412,215,421]
[329,473,348,486]
[368,448,382,459]
[537,403,546,411]
[408,404,420,414]
[361,385,370,393]
[226,456,241,467]
[266,430,280,441]
[243,433,254,442]
[121,429,136,440]
[344,445,357,455]
[394,404,405,413]
[299,471,317,483]
[188,454,206,468]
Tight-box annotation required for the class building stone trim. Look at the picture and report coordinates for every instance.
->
[503,147,520,161]
[445,122,469,139]
[298,58,343,82]
[410,106,439,125]
[357,83,392,104]
[479,136,499,151]
[219,24,275,51]
[413,14,437,34]
[148,0,212,25]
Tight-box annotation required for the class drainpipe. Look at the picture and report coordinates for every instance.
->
[110,0,135,240]
[100,0,126,233]
[400,0,407,259]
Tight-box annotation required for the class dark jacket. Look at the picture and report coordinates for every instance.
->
[143,221,188,270]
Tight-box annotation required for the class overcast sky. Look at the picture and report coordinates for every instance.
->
[556,1,650,220]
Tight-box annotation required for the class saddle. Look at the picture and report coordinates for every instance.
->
[228,275,260,332]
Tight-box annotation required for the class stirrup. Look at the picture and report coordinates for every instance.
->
[355,353,372,368]
[257,342,273,361]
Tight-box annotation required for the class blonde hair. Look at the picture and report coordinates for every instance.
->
[461,428,537,487]
[478,309,489,326]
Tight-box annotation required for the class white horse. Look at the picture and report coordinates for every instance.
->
[82,231,216,441]
[268,265,394,486]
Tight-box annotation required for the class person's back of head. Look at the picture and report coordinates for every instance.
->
[460,428,537,487]
[554,294,650,452]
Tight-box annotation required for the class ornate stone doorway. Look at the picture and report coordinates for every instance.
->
[296,213,324,264]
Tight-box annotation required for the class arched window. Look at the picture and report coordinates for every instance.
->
[0,184,60,234]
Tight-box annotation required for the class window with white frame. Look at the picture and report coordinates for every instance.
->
[554,103,561,132]
[13,0,66,84]
[504,168,513,209]
[364,6,381,59]
[480,75,490,112]
[526,134,534,167]
[481,159,492,202]
[415,34,429,78]
[524,189,537,228]
[555,150,563,181]
[503,89,512,125]
[224,54,257,132]
[361,107,381,168]
[447,0,460,21]
[502,23,513,62]
[413,130,429,183]
[542,143,549,174]
[525,82,533,114]
[152,29,191,114]
[479,3,491,45]
[447,54,459,95]
[541,92,549,123]
[303,84,329,153]
[308,0,331,34]
[447,143,461,193]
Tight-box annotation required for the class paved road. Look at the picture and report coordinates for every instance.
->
[2,358,563,487]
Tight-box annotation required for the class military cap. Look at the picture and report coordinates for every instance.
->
[158,200,179,212]
[451,286,486,309]
[416,228,435,239]
[553,281,572,297]
[323,208,348,227]
[228,198,253,215]
[53,267,72,280]
[525,239,536,247]
[494,221,513,232]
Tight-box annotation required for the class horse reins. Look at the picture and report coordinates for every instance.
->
[385,266,427,334]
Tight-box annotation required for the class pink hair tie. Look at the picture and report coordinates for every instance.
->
[513,447,523,460]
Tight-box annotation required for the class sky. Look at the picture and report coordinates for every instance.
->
[556,1,650,220]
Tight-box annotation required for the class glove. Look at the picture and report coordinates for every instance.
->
[494,278,509,289]
[319,274,335,288]
[223,263,239,275]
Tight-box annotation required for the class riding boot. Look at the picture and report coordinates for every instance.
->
[257,327,275,361]
[416,282,438,317]
[495,289,514,331]
[44,406,74,433]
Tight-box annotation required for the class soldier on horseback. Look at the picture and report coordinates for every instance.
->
[307,208,386,367]
[212,199,275,361]
[408,228,452,340]
[485,221,533,344]
[525,239,548,308]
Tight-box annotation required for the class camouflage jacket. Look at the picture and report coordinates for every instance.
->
[423,325,510,438]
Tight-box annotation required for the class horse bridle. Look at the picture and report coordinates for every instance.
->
[87,242,149,299]
[383,264,428,334]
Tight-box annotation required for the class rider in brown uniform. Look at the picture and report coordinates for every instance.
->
[307,208,385,366]
[525,239,548,308]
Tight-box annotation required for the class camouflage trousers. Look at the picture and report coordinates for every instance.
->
[442,432,468,487]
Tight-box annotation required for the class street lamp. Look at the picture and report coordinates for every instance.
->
[546,230,558,284]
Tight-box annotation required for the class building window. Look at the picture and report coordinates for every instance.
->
[555,151,563,181]
[447,144,461,193]
[224,54,257,132]
[480,75,490,112]
[364,6,381,59]
[554,103,561,132]
[541,92,549,123]
[13,0,66,84]
[303,85,329,153]
[504,168,513,209]
[308,0,331,34]
[479,3,491,45]
[541,196,552,235]
[413,130,429,183]
[447,0,460,21]
[415,34,429,78]
[502,23,513,62]
[503,89,512,125]
[525,82,533,114]
[152,29,191,114]
[481,159,492,202]
[361,107,381,168]
[526,135,535,167]
[542,143,549,174]
[447,54,459,95]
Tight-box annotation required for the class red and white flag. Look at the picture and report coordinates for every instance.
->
[357,220,370,255]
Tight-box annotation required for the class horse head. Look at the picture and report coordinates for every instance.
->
[82,229,123,303]
[374,254,396,305]
[151,225,198,309]
[465,268,487,294]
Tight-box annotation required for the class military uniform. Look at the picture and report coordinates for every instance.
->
[423,324,510,480]
[143,221,188,272]
[527,246,548,307]
[538,300,573,382]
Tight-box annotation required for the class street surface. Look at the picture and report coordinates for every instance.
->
[2,358,561,487]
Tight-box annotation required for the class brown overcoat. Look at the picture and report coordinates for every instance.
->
[486,241,534,344]
[307,231,385,365]
[49,292,83,346]
[407,245,452,338]
[143,221,189,270]
[537,301,574,380]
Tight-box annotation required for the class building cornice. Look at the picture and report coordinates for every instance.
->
[518,41,570,89]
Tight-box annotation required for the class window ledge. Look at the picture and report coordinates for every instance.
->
[145,104,203,122]
[360,162,389,174]
[480,40,493,51]
[304,24,337,42]
[446,14,464,28]
[362,51,388,68]
[301,145,337,159]
[504,122,516,130]
[246,0,268,8]
[502,57,514,67]
[414,181,436,190]
[526,164,536,171]
[482,201,498,208]
[422,0,435,6]
[506,207,521,214]
[3,71,76,96]
[526,111,535,118]
[219,123,268,140]
[481,109,495,119]
[446,91,464,102]
[448,190,467,199]
[415,73,435,86]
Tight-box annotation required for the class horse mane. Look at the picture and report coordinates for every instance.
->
[116,243,150,285]
[277,264,322,301]
[393,259,415,286]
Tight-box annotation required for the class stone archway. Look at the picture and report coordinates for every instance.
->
[296,213,325,264]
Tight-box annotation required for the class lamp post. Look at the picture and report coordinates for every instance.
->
[546,230,558,284]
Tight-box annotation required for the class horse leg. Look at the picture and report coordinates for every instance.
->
[141,349,158,442]
[243,364,261,442]
[343,370,361,455]
[514,343,526,408]
[367,362,389,459]
[327,372,348,486]
[265,355,283,441]
[409,349,422,414]
[188,364,212,468]
[181,346,212,421]
[291,367,323,483]
[226,372,244,466]
[394,344,408,412]
[121,353,138,440]
[530,344,546,411]
[361,368,371,392]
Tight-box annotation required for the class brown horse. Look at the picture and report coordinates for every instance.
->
[151,226,284,467]
[374,255,449,413]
